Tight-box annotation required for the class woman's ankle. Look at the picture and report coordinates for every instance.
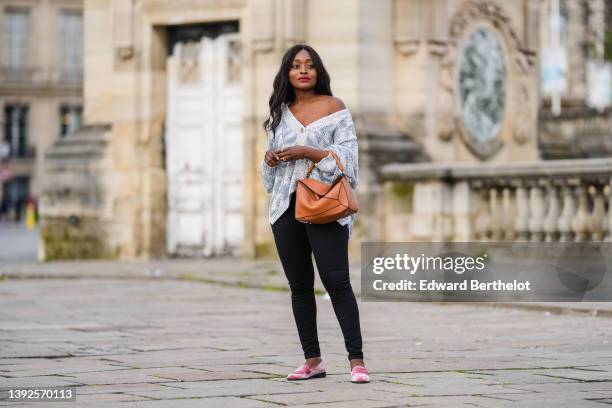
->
[306,357,322,367]
[349,358,364,369]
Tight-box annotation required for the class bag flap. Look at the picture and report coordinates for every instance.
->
[297,178,333,196]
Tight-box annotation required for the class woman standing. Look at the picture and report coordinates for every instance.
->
[260,44,369,384]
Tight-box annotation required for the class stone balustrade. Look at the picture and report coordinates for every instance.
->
[379,158,612,242]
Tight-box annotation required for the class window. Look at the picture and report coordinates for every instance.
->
[3,7,31,67]
[58,9,83,81]
[3,105,29,158]
[59,105,82,137]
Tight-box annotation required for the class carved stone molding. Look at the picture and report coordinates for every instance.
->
[250,0,275,53]
[113,0,135,63]
[436,0,537,158]
[251,0,305,54]
[393,0,448,56]
[394,39,420,56]
[427,39,448,56]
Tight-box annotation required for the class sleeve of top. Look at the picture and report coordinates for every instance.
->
[259,126,276,194]
[313,113,358,190]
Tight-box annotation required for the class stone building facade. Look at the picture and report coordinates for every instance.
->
[0,0,83,223]
[38,0,612,261]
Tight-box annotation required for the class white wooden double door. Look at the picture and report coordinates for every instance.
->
[165,33,243,257]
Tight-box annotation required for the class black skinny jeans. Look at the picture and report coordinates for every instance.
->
[271,191,364,361]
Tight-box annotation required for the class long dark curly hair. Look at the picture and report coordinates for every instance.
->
[262,44,333,136]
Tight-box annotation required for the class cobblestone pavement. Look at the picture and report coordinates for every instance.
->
[0,275,611,407]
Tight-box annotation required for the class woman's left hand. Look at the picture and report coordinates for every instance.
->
[276,146,308,162]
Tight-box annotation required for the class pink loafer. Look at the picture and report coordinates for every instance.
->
[286,359,327,380]
[350,365,370,383]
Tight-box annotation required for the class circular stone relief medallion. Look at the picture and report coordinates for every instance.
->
[458,27,507,155]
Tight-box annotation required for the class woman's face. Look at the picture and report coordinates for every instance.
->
[288,49,317,91]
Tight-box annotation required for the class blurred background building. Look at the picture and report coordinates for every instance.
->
[0,0,82,261]
[18,0,612,261]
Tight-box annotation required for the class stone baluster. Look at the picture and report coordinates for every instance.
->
[489,187,503,241]
[514,184,529,241]
[590,184,606,241]
[473,186,491,241]
[528,183,545,242]
[501,186,516,240]
[543,184,560,242]
[557,184,576,242]
[572,185,590,242]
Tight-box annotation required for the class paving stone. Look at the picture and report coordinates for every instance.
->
[502,381,612,394]
[13,396,272,408]
[58,369,172,386]
[0,357,130,377]
[0,375,82,388]
[257,389,401,405]
[74,382,178,395]
[529,367,612,382]
[73,391,151,403]
[280,399,401,408]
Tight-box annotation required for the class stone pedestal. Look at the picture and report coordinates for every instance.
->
[39,125,116,260]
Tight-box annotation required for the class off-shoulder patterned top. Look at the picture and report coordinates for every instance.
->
[260,101,359,239]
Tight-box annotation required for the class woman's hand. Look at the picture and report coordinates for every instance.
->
[276,146,307,162]
[264,149,281,167]
[277,146,330,164]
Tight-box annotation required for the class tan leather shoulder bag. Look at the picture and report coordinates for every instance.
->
[295,149,358,224]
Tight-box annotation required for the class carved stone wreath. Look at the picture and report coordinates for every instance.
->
[436,1,536,159]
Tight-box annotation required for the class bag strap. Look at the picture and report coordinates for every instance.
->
[305,149,344,178]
